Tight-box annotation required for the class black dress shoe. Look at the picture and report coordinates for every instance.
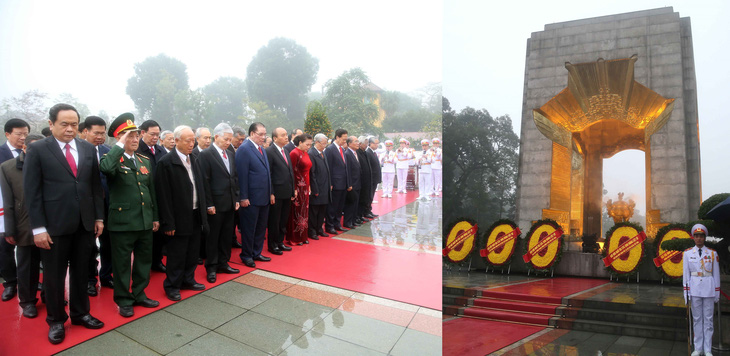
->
[71,314,104,329]
[100,279,114,288]
[365,213,377,219]
[303,240,309,244]
[232,240,243,248]
[151,262,167,273]
[166,291,181,301]
[87,282,98,297]
[338,226,349,231]
[197,258,204,265]
[48,323,65,344]
[217,266,240,274]
[22,304,38,318]
[268,247,283,255]
[310,235,320,240]
[181,282,205,291]
[38,283,42,291]
[326,228,338,235]
[354,219,363,225]
[133,298,160,308]
[242,259,256,268]
[343,224,355,229]
[2,285,17,302]
[119,305,134,317]
[278,243,292,251]
[253,255,271,262]
[207,272,217,283]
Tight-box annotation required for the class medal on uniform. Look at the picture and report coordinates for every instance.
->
[140,166,149,175]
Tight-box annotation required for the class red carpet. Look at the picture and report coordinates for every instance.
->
[462,307,552,325]
[443,317,545,356]
[482,277,609,304]
[0,265,250,355]
[231,237,441,310]
[370,190,420,216]
[472,298,558,314]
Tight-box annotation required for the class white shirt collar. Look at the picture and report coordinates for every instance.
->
[248,138,261,151]
[274,143,285,152]
[175,148,189,163]
[6,141,21,152]
[55,137,77,151]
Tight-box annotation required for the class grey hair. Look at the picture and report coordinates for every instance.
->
[368,136,378,144]
[213,123,233,137]
[314,133,327,143]
[160,130,173,141]
[357,136,367,144]
[346,136,358,144]
[174,125,193,139]
[195,127,210,138]
[232,126,246,137]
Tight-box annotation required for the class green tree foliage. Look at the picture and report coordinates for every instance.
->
[173,88,214,128]
[304,100,332,138]
[239,100,288,132]
[246,38,319,125]
[0,90,50,132]
[126,54,189,128]
[698,193,730,220]
[203,76,247,123]
[322,68,379,134]
[380,90,422,118]
[381,108,437,133]
[443,97,519,226]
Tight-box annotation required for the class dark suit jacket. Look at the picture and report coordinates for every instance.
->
[0,142,16,164]
[344,148,361,190]
[357,149,372,195]
[97,144,111,206]
[136,140,166,175]
[325,143,349,190]
[236,139,272,206]
[308,147,331,205]
[190,146,202,160]
[366,147,382,185]
[0,153,32,245]
[284,141,295,155]
[199,145,239,212]
[24,137,104,236]
[154,149,208,235]
[266,144,295,199]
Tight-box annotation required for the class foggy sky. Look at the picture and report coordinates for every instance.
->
[444,0,730,212]
[0,0,441,116]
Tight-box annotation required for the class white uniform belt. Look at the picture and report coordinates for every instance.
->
[691,272,707,277]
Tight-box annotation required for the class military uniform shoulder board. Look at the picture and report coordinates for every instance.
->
[684,247,693,251]
[137,153,150,161]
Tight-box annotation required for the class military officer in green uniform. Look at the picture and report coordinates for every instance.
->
[99,113,160,317]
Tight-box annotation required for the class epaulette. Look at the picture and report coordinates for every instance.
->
[137,153,150,161]
[684,247,693,252]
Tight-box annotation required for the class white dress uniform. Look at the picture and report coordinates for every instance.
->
[431,145,442,195]
[380,149,396,197]
[683,244,720,354]
[418,146,433,199]
[395,145,412,193]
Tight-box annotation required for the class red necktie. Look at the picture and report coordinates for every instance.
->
[65,143,77,177]
[150,145,155,155]
[281,148,288,165]
[223,150,227,159]
[259,146,263,155]
[339,146,345,163]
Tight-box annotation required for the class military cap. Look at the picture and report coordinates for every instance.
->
[692,224,708,236]
[385,140,394,146]
[108,113,140,138]
[421,139,430,146]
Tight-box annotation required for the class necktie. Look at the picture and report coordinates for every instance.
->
[15,148,22,156]
[222,150,227,159]
[699,248,702,257]
[65,143,77,177]
[259,146,263,155]
[339,146,345,163]
[150,146,155,155]
[186,155,191,165]
[281,148,288,165]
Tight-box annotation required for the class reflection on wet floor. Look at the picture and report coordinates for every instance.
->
[335,197,442,254]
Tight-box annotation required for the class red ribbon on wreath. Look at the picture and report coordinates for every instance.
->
[653,249,680,267]
[602,231,647,267]
[522,229,562,263]
[480,227,521,257]
[442,224,478,256]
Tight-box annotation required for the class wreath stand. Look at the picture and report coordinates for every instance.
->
[527,266,554,278]
[485,263,511,275]
[609,272,639,283]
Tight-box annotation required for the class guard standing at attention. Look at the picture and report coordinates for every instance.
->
[683,223,720,356]
[99,113,160,317]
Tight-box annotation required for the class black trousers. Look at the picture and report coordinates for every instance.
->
[152,230,166,266]
[267,197,291,249]
[308,204,327,238]
[239,204,269,261]
[205,209,234,272]
[344,189,360,227]
[0,238,17,287]
[326,189,347,230]
[163,210,201,293]
[16,244,41,307]
[88,227,112,284]
[358,184,373,218]
[40,224,94,325]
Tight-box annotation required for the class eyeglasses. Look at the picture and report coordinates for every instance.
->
[10,132,29,138]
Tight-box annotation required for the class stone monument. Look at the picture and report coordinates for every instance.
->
[515,8,701,238]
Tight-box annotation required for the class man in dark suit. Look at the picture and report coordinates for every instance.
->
[155,125,208,301]
[266,127,296,255]
[137,120,168,273]
[199,123,240,283]
[284,128,302,154]
[308,133,331,239]
[356,136,372,225]
[0,118,30,302]
[366,137,382,219]
[324,129,350,235]
[82,116,114,296]
[236,122,273,268]
[24,103,105,344]
[343,136,362,229]
[228,126,246,249]
[191,127,211,159]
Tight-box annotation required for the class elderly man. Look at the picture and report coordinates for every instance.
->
[159,130,175,153]
[308,133,331,239]
[356,136,372,224]
[155,125,208,301]
[199,123,240,283]
[266,127,295,255]
[229,126,246,249]
[684,224,720,356]
[365,136,381,219]
[343,136,362,229]
[24,103,105,343]
[192,127,212,159]
[284,128,303,154]
[100,114,160,317]
[137,120,167,273]
[236,123,273,268]
[324,129,350,234]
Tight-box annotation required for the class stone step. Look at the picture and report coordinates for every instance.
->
[555,317,687,341]
[567,298,686,317]
[462,306,553,326]
[473,297,560,315]
[557,305,686,328]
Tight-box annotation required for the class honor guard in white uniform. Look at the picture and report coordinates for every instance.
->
[380,140,396,197]
[395,138,412,193]
[683,223,720,356]
[418,139,433,200]
[431,138,442,195]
